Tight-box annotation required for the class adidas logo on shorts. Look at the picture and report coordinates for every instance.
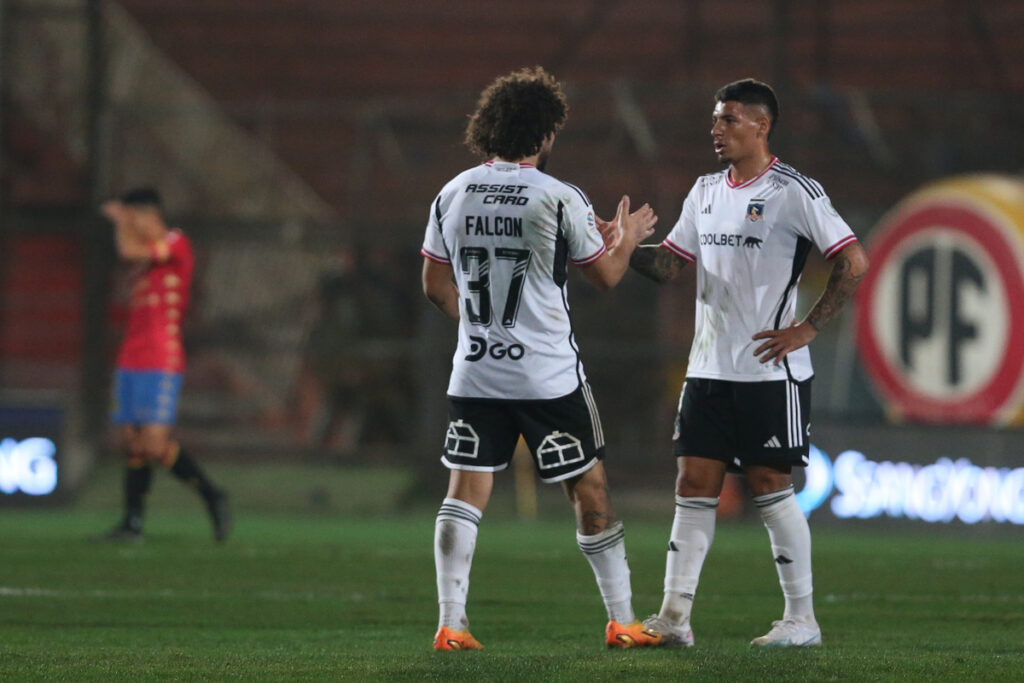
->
[763,435,782,448]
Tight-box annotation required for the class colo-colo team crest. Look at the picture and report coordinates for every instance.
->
[857,175,1024,425]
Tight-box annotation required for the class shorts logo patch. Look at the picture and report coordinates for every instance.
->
[763,435,782,448]
[537,431,584,470]
[445,420,480,459]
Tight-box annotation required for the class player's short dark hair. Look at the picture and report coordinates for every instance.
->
[119,186,162,208]
[464,66,568,161]
[715,78,779,139]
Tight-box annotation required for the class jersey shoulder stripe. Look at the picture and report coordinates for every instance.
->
[773,164,824,199]
[558,180,591,206]
[776,163,824,194]
[771,167,822,199]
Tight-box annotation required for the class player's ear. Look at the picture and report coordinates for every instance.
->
[757,113,770,140]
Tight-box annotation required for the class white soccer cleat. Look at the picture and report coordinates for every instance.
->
[750,618,822,647]
[642,614,695,648]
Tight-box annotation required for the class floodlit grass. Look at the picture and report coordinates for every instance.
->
[1,464,1023,681]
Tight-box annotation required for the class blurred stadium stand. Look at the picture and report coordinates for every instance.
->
[2,0,1023,491]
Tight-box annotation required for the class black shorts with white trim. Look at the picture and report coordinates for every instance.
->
[671,377,811,470]
[442,383,605,483]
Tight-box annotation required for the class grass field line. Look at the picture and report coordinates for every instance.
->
[5,584,1024,607]
[0,586,370,602]
[822,592,1024,604]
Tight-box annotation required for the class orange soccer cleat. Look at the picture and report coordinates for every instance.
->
[605,620,663,648]
[433,626,484,651]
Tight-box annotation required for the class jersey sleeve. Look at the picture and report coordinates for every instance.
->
[661,181,699,262]
[562,188,606,266]
[421,193,451,264]
[795,189,858,260]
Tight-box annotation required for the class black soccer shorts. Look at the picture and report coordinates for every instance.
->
[442,383,605,483]
[671,377,811,469]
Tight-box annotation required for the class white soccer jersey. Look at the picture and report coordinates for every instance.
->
[422,160,606,400]
[663,156,857,382]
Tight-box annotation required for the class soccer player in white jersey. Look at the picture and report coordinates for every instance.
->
[629,79,869,648]
[421,67,662,651]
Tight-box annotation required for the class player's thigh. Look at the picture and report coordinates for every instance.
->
[445,469,494,512]
[441,399,520,475]
[733,378,811,472]
[672,378,742,468]
[137,423,172,459]
[516,383,604,485]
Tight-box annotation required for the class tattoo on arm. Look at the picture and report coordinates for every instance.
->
[806,248,866,330]
[629,245,685,284]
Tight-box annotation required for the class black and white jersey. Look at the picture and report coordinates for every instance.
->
[422,161,606,400]
[663,157,857,382]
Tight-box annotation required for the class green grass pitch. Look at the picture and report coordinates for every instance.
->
[1,464,1022,681]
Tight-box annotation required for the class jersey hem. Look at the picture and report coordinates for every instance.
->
[421,247,451,264]
[570,244,606,265]
[685,371,814,383]
[662,238,696,262]
[447,384,582,404]
[823,235,858,259]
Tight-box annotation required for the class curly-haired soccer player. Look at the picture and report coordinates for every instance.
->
[421,67,660,650]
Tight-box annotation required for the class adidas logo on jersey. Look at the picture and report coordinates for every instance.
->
[763,436,782,448]
[702,204,712,214]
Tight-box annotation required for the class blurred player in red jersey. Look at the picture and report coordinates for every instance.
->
[95,187,230,543]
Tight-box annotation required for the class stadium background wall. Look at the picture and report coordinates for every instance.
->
[1,0,1023,520]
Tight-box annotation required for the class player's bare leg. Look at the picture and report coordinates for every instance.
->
[138,424,231,542]
[91,426,151,542]
[645,456,727,647]
[747,464,821,647]
[564,463,660,648]
[433,469,490,650]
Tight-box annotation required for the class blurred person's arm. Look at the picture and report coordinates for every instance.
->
[102,201,153,262]
[422,260,460,321]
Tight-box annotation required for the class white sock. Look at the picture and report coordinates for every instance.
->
[659,495,718,626]
[754,486,815,621]
[577,521,635,623]
[434,497,482,630]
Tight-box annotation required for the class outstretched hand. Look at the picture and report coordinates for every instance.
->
[597,195,657,250]
[752,319,818,365]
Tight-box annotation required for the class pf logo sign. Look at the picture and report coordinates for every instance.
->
[858,175,1024,425]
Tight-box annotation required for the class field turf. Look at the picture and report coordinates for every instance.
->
[1,463,1022,681]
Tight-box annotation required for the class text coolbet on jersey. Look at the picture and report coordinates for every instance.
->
[421,161,606,400]
[662,157,856,382]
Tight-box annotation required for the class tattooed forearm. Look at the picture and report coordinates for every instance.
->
[629,244,686,284]
[806,243,869,330]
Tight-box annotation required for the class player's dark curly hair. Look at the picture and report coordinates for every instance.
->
[715,78,779,139]
[464,66,568,161]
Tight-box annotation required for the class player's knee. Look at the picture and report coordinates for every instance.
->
[566,469,609,508]
[747,468,792,496]
[676,469,722,498]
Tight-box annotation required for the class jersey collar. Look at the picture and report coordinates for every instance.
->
[484,160,535,169]
[725,156,778,189]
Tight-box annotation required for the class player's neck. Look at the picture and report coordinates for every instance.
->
[728,151,774,186]
[494,153,540,167]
